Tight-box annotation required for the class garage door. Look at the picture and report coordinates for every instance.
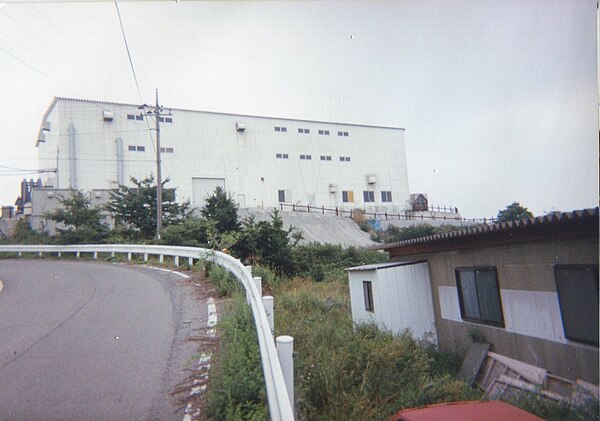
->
[192,177,226,209]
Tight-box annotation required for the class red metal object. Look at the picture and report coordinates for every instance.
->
[389,400,544,421]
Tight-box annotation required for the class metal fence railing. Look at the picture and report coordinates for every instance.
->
[277,203,496,224]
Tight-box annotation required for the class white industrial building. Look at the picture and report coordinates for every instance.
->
[35,97,410,212]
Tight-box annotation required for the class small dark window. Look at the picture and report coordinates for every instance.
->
[278,189,286,202]
[363,191,375,202]
[298,128,310,134]
[381,191,392,202]
[338,131,349,137]
[282,153,289,159]
[363,281,374,312]
[135,115,143,121]
[318,130,330,135]
[128,145,136,151]
[158,117,165,123]
[456,268,504,326]
[136,146,145,152]
[165,117,173,123]
[276,153,282,159]
[127,114,135,120]
[166,147,174,153]
[555,266,599,345]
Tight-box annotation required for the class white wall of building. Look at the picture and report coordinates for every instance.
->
[36,98,410,211]
[348,262,437,343]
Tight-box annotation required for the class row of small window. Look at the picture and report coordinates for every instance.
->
[128,145,174,153]
[455,266,598,346]
[275,126,349,137]
[276,153,351,162]
[343,190,392,203]
[126,114,173,123]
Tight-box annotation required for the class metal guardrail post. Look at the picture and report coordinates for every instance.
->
[263,296,274,334]
[276,335,294,417]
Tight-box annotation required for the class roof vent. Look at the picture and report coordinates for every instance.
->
[236,122,246,132]
[103,111,114,122]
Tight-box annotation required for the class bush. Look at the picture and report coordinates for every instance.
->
[251,265,281,293]
[159,217,212,247]
[206,294,268,421]
[208,264,243,297]
[292,243,388,281]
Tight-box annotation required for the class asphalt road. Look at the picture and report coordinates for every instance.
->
[0,259,207,421]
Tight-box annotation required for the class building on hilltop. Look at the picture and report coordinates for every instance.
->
[34,97,410,212]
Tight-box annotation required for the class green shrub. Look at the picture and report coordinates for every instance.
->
[208,264,243,297]
[251,265,281,293]
[207,294,268,421]
[292,243,388,282]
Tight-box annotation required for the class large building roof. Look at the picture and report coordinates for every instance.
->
[379,208,599,257]
[44,96,406,131]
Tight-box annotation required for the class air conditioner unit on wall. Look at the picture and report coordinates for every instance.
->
[367,174,377,184]
[236,122,246,132]
[103,111,114,122]
[329,184,337,193]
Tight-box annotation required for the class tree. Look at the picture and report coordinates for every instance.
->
[105,175,189,240]
[235,210,301,275]
[45,191,109,244]
[496,202,534,223]
[200,186,241,234]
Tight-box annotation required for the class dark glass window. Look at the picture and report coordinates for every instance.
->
[363,191,375,202]
[278,189,286,202]
[555,266,599,345]
[381,191,392,202]
[456,268,504,326]
[363,281,374,312]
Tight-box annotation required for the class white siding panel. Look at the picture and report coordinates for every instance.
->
[438,286,462,322]
[378,263,436,342]
[501,289,566,343]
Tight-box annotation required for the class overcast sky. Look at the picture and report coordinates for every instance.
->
[0,0,597,219]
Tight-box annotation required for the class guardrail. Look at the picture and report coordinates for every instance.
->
[0,244,295,421]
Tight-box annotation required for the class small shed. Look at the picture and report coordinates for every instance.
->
[347,261,437,344]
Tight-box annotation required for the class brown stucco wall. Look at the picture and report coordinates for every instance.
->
[406,237,599,384]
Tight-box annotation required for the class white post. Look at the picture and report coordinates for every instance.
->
[174,256,179,267]
[245,266,252,304]
[159,254,164,264]
[188,257,193,267]
[38,252,42,257]
[263,296,274,334]
[58,251,61,257]
[276,335,294,416]
[76,251,80,258]
[93,252,98,259]
[144,253,148,262]
[111,251,115,258]
[253,276,262,296]
[127,252,132,261]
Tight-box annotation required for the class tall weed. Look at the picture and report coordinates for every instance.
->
[206,294,268,420]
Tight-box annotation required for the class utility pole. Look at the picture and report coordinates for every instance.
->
[139,89,170,239]
[155,89,162,239]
